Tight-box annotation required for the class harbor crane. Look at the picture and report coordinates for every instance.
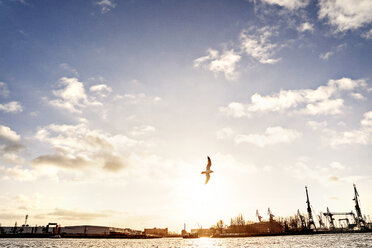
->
[323,208,356,229]
[305,186,316,230]
[297,209,306,229]
[267,208,274,222]
[323,207,335,229]
[323,184,366,230]
[256,210,262,222]
[317,212,325,228]
[353,184,366,228]
[23,215,28,227]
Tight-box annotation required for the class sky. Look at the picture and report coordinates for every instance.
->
[0,0,371,232]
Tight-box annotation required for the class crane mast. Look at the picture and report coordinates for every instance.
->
[317,213,324,228]
[305,186,316,230]
[267,208,274,222]
[297,209,306,229]
[256,210,262,222]
[353,184,366,228]
[323,207,335,229]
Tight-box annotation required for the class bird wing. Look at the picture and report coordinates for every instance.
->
[206,156,212,170]
[205,174,210,184]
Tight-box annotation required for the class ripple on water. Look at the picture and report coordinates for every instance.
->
[0,233,371,248]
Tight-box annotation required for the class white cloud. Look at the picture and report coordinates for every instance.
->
[0,127,25,158]
[209,50,241,80]
[0,166,35,181]
[298,98,344,115]
[194,49,241,80]
[297,22,314,32]
[30,111,39,117]
[216,127,235,140]
[350,92,365,100]
[90,84,112,93]
[89,84,112,98]
[0,125,21,142]
[0,101,23,113]
[32,154,92,170]
[326,111,372,146]
[286,157,356,184]
[59,63,79,77]
[329,161,345,170]
[318,0,372,32]
[249,90,304,112]
[52,77,87,106]
[329,76,365,90]
[260,0,309,10]
[96,0,117,14]
[360,111,372,127]
[32,123,137,172]
[115,93,162,104]
[131,125,156,137]
[319,51,333,60]
[0,82,10,97]
[307,120,328,130]
[220,77,367,117]
[1,152,24,164]
[194,26,284,79]
[240,27,281,64]
[319,43,347,61]
[0,125,25,166]
[234,126,302,147]
[219,102,248,118]
[362,28,372,39]
[49,77,102,113]
[330,130,371,146]
[14,193,43,210]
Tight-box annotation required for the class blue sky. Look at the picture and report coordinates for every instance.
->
[0,0,371,231]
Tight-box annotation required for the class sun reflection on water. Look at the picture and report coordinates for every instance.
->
[184,237,227,248]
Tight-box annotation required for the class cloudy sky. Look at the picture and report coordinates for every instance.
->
[0,0,371,231]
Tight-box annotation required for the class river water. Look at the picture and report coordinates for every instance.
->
[1,233,371,248]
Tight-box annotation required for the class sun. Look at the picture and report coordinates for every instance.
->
[174,168,230,228]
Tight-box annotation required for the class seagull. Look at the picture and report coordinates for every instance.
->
[201,156,213,184]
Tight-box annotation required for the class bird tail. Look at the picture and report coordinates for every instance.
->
[201,171,206,174]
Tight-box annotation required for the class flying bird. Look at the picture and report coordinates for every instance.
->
[201,156,214,184]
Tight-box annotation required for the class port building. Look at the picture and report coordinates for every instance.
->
[144,227,168,237]
[61,225,142,236]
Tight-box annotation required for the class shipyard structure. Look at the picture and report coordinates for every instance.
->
[0,222,151,238]
[0,214,169,238]
[184,184,372,238]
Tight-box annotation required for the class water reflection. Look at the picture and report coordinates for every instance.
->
[0,233,372,248]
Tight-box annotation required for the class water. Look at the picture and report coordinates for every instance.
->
[1,233,372,248]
